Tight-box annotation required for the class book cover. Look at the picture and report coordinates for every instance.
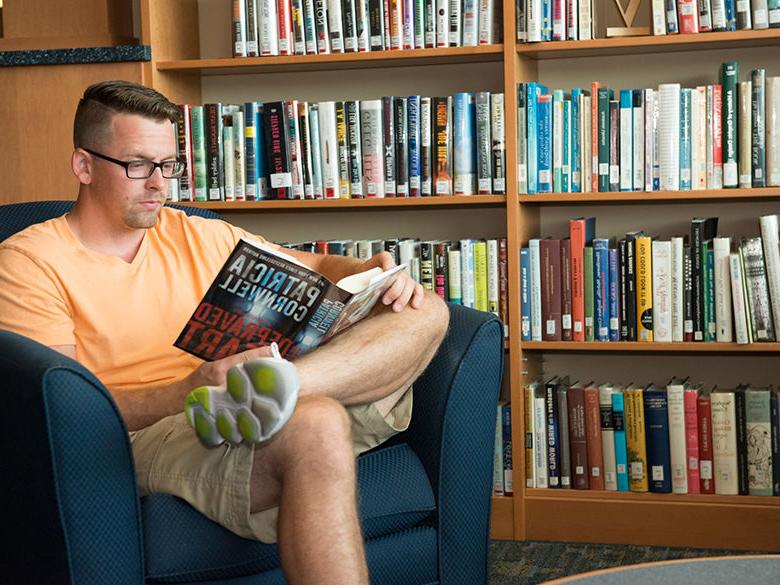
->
[570,217,596,341]
[567,382,589,489]
[556,381,572,488]
[667,377,689,493]
[502,402,514,495]
[711,389,739,495]
[684,385,701,494]
[635,235,654,342]
[584,384,605,490]
[698,387,716,493]
[612,389,630,491]
[625,386,649,492]
[525,382,539,488]
[735,386,749,494]
[546,376,562,488]
[644,385,672,493]
[540,239,563,341]
[534,381,550,488]
[745,387,773,496]
[561,238,573,341]
[584,246,595,342]
[521,247,532,341]
[174,238,406,361]
[599,383,618,490]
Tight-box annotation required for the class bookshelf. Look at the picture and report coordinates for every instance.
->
[133,0,780,552]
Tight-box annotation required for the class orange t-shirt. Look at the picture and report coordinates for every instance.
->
[0,207,266,391]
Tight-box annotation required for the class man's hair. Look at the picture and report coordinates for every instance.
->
[73,80,180,149]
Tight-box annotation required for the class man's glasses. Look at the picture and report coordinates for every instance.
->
[83,148,186,179]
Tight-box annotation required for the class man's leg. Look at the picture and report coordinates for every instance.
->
[295,291,449,407]
[248,396,368,585]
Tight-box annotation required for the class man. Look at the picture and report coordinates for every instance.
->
[0,81,449,585]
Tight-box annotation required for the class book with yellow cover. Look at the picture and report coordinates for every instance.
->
[635,235,654,342]
[624,386,649,492]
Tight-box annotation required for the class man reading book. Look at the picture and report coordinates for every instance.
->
[0,81,449,585]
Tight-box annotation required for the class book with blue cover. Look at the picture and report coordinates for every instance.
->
[537,93,553,193]
[612,389,630,491]
[407,95,422,197]
[608,247,620,341]
[644,385,673,493]
[453,92,476,195]
[571,88,583,193]
[593,239,610,342]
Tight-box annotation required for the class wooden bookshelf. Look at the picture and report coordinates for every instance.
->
[518,188,780,204]
[516,29,780,60]
[157,45,504,75]
[491,495,515,540]
[520,341,780,353]
[176,195,505,212]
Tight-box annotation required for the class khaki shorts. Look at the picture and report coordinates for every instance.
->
[129,387,412,543]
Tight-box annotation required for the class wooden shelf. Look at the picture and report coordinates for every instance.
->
[491,495,514,540]
[516,29,780,59]
[518,188,780,204]
[173,195,505,212]
[157,45,504,75]
[520,341,780,353]
[523,489,780,551]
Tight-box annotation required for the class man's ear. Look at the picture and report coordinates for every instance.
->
[72,148,93,184]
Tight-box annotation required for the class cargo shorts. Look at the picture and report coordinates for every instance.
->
[129,386,412,543]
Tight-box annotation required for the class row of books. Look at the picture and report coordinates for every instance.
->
[230,0,502,57]
[170,93,506,203]
[515,0,780,43]
[525,377,780,496]
[282,236,510,328]
[516,63,780,194]
[493,402,514,496]
[521,214,780,343]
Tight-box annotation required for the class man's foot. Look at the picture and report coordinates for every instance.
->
[184,343,299,448]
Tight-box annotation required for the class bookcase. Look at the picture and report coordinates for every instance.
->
[142,0,779,552]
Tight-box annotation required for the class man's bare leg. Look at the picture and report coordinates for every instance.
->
[294,291,449,407]
[248,396,368,585]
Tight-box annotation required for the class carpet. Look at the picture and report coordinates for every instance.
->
[488,540,762,584]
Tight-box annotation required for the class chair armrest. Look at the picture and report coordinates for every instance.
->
[388,303,504,585]
[0,330,144,585]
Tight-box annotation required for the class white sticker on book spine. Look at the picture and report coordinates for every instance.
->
[606,471,616,483]
[562,314,572,329]
[630,461,643,479]
[479,178,492,191]
[591,467,600,477]
[755,9,768,25]
[610,317,619,330]
[574,321,583,333]
[546,320,556,335]
[539,170,551,183]
[599,163,609,175]
[652,465,665,481]
[700,460,713,480]
[271,172,293,188]
[585,317,594,326]
[575,466,584,475]
[436,180,450,194]
[561,477,571,486]
[617,463,626,474]
[493,178,505,192]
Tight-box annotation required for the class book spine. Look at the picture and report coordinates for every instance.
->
[222,120,235,201]
[772,390,780,495]
[502,403,514,495]
[356,0,370,50]
[434,96,452,195]
[278,0,294,54]
[652,240,672,342]
[232,0,248,57]
[434,242,449,300]
[176,104,194,202]
[453,93,477,195]
[671,237,685,342]
[667,384,688,493]
[345,100,364,198]
[699,0,714,30]
[491,93,506,194]
[711,391,739,495]
[644,388,672,493]
[619,89,633,191]
[383,96,396,197]
[568,386,589,489]
[584,387,605,490]
[473,240,489,312]
[245,0,260,56]
[561,239,573,342]
[619,239,629,340]
[624,388,649,493]
[205,103,225,201]
[476,92,493,195]
[626,234,639,341]
[593,239,610,342]
[487,239,500,319]
[447,248,462,304]
[244,102,258,200]
[286,101,304,199]
[697,392,715,493]
[760,215,780,329]
[612,391,630,492]
[530,239,543,341]
[232,108,247,200]
[745,389,772,495]
[534,388,550,488]
[584,246,595,341]
[368,0,384,49]
[407,95,421,197]
[730,251,751,344]
[597,87,611,192]
[424,0,436,47]
[190,106,208,202]
[636,236,654,342]
[449,0,462,45]
[540,239,563,341]
[741,238,776,341]
[420,97,433,196]
[314,0,331,53]
[722,62,739,187]
[538,94,553,193]
[291,0,308,54]
[436,0,450,46]
[521,248,532,341]
[318,101,340,199]
[556,385,571,489]
[498,238,509,337]
[360,100,384,198]
[571,89,582,192]
[308,104,323,198]
[658,84,681,191]
[713,236,734,342]
[546,380,561,487]
[335,101,351,198]
[460,239,476,308]
[493,405,504,495]
[752,69,767,187]
[694,86,707,190]
[711,0,727,28]
[327,0,345,52]
[734,389,749,495]
[570,219,586,341]
[525,387,536,486]
[303,0,319,53]
[684,388,701,494]
[680,89,692,190]
[631,90,644,191]
[420,242,435,292]
[738,80,752,189]
[652,0,668,34]
[394,97,409,197]
[768,77,780,186]
[599,386,618,491]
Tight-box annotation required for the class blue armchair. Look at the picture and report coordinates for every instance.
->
[0,201,504,585]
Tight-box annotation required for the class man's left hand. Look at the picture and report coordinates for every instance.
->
[360,252,425,312]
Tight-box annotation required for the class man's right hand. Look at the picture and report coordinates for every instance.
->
[187,346,276,388]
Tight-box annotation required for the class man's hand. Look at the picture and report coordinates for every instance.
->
[188,345,275,388]
[360,251,425,312]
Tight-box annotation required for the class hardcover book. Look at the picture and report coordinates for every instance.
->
[174,238,405,361]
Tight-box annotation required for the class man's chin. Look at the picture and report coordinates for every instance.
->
[126,207,162,229]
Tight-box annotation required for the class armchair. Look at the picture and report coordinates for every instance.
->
[0,201,504,585]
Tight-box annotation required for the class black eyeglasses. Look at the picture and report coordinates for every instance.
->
[83,148,186,179]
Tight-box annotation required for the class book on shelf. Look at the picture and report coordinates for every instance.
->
[174,237,406,361]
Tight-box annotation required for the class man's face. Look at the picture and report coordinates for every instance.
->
[89,113,178,230]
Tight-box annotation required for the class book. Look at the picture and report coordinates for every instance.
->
[624,386,649,492]
[612,389,630,492]
[644,385,672,493]
[174,238,406,361]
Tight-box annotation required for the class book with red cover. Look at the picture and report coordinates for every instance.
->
[584,384,606,490]
[540,239,563,341]
[567,383,589,489]
[684,386,701,494]
[678,0,700,33]
[561,237,573,341]
[697,387,716,494]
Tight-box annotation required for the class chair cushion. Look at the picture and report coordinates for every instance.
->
[143,443,435,583]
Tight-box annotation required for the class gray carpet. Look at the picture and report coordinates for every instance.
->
[488,540,763,584]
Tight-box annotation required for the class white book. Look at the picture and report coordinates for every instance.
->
[259,0,279,55]
[448,249,462,301]
[729,252,751,344]
[666,378,689,494]
[760,214,780,330]
[658,84,681,191]
[754,0,770,28]
[599,383,619,491]
[713,236,734,342]
[652,0,667,34]
[528,0,543,42]
[360,100,384,198]
[582,95,592,193]
[232,109,246,200]
[232,0,248,57]
[533,389,549,488]
[525,385,537,488]
[436,0,450,46]
[493,405,504,495]
[478,0,495,44]
[620,95,633,191]
[711,0,727,29]
[327,0,345,52]
[462,0,479,45]
[579,0,592,40]
[644,89,656,192]
[460,239,476,308]
[768,77,780,187]
[739,81,753,188]
[671,236,685,342]
[529,238,543,342]
[652,240,672,341]
[632,92,645,191]
[317,101,340,199]
[711,390,739,495]
[223,123,235,201]
[568,0,579,40]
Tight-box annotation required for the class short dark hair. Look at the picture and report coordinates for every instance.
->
[73,80,180,149]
